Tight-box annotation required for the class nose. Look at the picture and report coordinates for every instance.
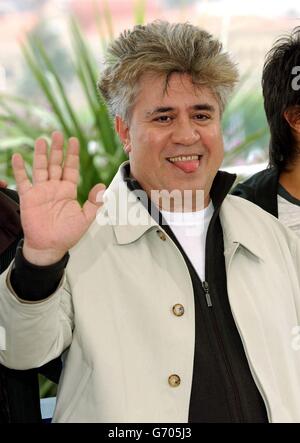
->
[171,119,200,145]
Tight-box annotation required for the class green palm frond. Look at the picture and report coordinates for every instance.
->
[0,15,126,203]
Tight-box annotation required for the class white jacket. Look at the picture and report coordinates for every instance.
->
[1,166,300,422]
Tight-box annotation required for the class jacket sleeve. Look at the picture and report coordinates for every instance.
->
[0,263,74,370]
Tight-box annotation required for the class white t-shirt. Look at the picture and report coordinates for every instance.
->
[277,184,300,237]
[161,201,214,281]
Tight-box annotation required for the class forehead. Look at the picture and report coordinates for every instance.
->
[134,72,219,111]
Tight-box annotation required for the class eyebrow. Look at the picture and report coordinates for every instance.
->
[145,103,216,117]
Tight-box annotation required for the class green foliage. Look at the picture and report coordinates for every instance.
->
[18,20,74,99]
[222,76,269,167]
[0,17,126,203]
[38,374,57,398]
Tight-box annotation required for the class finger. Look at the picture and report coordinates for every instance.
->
[12,154,32,195]
[32,138,48,184]
[0,179,7,188]
[62,137,80,184]
[88,183,106,206]
[82,183,106,223]
[48,131,64,180]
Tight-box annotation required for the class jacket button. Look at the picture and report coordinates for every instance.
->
[172,304,184,317]
[156,230,167,241]
[168,374,181,387]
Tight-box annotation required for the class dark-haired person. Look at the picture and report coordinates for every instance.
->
[0,182,61,422]
[1,21,300,423]
[232,27,300,236]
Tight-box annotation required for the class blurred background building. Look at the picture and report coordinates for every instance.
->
[1,0,299,94]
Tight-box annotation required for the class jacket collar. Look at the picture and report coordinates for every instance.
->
[103,163,157,245]
[104,161,236,245]
[0,189,22,255]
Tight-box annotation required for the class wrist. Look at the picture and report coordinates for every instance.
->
[23,240,67,266]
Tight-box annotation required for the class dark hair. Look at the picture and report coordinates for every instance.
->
[262,26,300,170]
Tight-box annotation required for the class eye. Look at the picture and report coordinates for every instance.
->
[194,113,210,121]
[154,115,173,123]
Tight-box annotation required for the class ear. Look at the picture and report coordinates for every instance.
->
[115,116,131,154]
[284,107,300,133]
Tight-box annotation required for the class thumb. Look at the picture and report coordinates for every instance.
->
[82,183,106,223]
[88,183,106,206]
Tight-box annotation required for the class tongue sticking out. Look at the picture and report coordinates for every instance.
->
[172,159,200,173]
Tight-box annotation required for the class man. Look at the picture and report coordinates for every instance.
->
[0,182,61,422]
[1,21,300,423]
[232,27,300,235]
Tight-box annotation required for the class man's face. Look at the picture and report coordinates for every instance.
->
[116,73,224,208]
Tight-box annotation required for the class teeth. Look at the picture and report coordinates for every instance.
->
[168,155,200,162]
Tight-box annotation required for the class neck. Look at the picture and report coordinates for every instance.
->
[279,157,300,199]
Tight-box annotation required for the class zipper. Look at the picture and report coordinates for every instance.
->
[202,232,244,422]
[201,276,244,420]
[202,281,212,307]
[200,278,244,421]
[155,226,248,421]
[210,306,244,422]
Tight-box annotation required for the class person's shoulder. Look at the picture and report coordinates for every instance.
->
[232,167,277,193]
[225,193,275,216]
[225,194,296,237]
[224,194,283,232]
[231,167,279,211]
[0,187,19,204]
[223,195,298,249]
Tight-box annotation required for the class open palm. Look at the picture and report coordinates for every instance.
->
[12,132,105,265]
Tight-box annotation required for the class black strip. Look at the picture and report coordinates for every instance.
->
[10,240,69,301]
[278,184,300,207]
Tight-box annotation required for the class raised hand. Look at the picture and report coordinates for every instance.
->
[12,131,105,265]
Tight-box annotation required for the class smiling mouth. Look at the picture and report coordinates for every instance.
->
[166,154,203,173]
